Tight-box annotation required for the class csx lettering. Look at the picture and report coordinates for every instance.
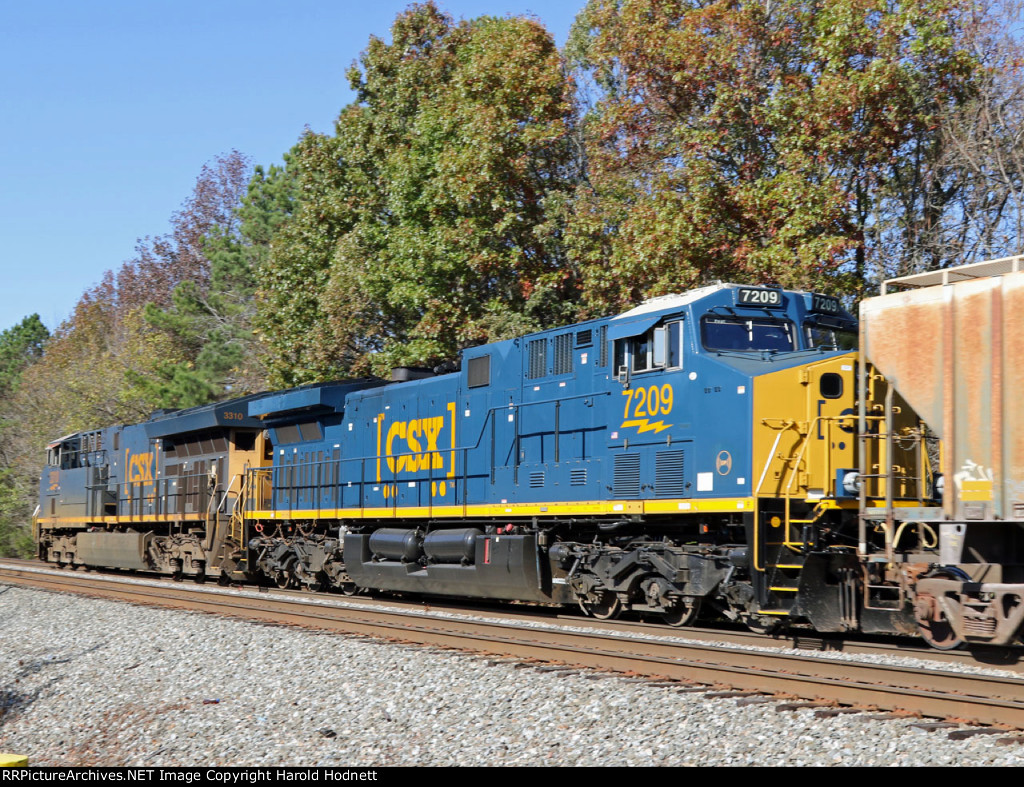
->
[127,451,155,484]
[384,417,446,473]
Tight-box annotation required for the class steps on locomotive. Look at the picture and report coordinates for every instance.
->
[759,543,806,615]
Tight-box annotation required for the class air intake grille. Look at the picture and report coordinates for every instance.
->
[598,325,608,366]
[570,468,587,486]
[655,450,685,497]
[528,338,547,379]
[529,471,545,489]
[553,333,573,375]
[613,454,641,498]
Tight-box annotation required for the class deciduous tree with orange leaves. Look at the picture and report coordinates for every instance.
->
[566,0,987,312]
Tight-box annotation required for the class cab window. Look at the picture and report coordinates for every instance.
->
[805,323,857,351]
[701,317,795,352]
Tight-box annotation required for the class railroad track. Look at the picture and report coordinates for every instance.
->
[4,560,1024,729]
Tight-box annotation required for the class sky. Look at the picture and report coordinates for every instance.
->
[0,0,583,334]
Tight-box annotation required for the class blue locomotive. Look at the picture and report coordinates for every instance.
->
[37,273,1024,648]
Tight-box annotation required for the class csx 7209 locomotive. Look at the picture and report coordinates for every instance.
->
[35,262,1024,649]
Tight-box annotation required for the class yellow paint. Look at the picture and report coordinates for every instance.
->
[0,754,28,767]
[620,384,674,434]
[246,497,754,521]
[960,480,993,501]
[752,354,857,499]
[446,402,457,478]
[124,448,155,494]
[376,405,457,482]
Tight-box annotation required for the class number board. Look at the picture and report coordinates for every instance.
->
[811,294,842,315]
[735,288,783,308]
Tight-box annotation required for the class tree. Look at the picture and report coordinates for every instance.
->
[0,314,50,557]
[929,5,1024,266]
[257,2,579,383]
[0,314,48,395]
[566,0,988,310]
[145,157,296,406]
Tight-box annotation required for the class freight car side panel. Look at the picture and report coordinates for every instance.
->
[862,270,1024,520]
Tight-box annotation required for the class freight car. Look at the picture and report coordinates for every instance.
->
[33,260,1024,649]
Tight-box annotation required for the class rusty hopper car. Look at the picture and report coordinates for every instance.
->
[861,256,1024,648]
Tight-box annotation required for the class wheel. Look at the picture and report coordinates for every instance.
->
[914,593,964,650]
[580,591,622,620]
[662,597,701,627]
[275,570,292,589]
[339,582,361,596]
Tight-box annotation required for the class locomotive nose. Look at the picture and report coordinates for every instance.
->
[750,354,857,501]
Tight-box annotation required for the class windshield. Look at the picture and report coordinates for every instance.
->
[805,324,857,351]
[701,317,795,352]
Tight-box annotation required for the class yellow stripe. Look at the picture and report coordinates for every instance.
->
[247,497,756,520]
[38,514,207,526]
[644,498,753,514]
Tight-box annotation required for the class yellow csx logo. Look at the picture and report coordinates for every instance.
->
[377,404,456,480]
[124,449,155,492]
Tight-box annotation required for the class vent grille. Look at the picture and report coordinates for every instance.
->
[553,333,573,375]
[467,354,490,388]
[576,329,592,347]
[655,451,685,497]
[613,454,641,498]
[529,471,545,489]
[528,338,547,379]
[598,325,608,366]
[570,468,588,486]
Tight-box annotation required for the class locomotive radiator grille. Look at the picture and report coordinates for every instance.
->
[614,454,641,498]
[655,450,685,497]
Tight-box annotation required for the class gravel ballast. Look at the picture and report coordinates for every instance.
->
[2,584,1024,766]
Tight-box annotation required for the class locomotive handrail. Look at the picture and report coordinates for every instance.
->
[244,389,616,515]
[753,413,872,572]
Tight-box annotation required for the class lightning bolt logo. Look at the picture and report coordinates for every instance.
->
[621,419,673,434]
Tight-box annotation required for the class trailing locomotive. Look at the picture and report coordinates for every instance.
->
[34,260,1024,649]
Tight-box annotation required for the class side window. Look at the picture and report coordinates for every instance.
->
[614,320,684,376]
[666,321,683,368]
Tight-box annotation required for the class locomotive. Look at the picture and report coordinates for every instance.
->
[34,259,1024,649]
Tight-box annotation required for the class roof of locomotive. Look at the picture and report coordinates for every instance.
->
[248,378,385,423]
[141,391,270,438]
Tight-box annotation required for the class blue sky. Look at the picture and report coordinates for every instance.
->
[0,0,582,334]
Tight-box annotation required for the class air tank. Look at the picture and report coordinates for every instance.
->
[423,528,483,565]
